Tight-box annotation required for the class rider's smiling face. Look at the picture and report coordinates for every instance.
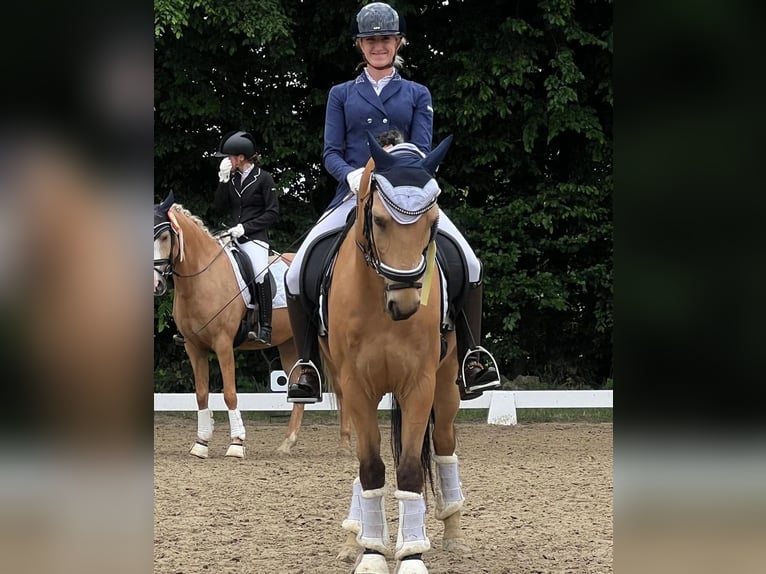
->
[359,35,400,69]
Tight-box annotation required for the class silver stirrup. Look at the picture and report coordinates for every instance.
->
[287,359,322,384]
[286,360,322,403]
[461,345,501,393]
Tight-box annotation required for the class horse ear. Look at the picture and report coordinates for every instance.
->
[421,135,454,176]
[159,191,174,214]
[366,131,396,172]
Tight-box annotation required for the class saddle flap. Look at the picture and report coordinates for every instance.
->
[299,208,357,335]
[230,246,258,306]
[435,231,468,327]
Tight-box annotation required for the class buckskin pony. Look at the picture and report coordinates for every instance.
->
[323,135,470,574]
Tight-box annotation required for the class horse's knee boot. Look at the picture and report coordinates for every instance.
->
[357,487,389,554]
[433,454,464,520]
[394,490,430,560]
[342,477,363,534]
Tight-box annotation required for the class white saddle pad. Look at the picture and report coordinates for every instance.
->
[223,247,288,310]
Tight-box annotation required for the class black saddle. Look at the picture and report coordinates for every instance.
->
[299,209,356,335]
[297,210,469,337]
[230,244,275,347]
[434,230,469,331]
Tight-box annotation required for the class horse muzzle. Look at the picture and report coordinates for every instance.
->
[385,284,421,320]
[154,273,168,297]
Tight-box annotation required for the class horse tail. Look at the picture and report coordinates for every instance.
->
[390,396,435,496]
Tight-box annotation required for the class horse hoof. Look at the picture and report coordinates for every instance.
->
[442,537,472,556]
[336,543,362,564]
[189,442,209,459]
[225,443,245,458]
[353,552,389,574]
[276,439,295,455]
[337,445,354,457]
[337,528,361,563]
[394,558,428,574]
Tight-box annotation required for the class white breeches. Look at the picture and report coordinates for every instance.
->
[437,212,482,283]
[238,239,270,283]
[285,198,355,295]
[285,199,481,295]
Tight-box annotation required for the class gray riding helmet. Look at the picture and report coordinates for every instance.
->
[352,2,405,37]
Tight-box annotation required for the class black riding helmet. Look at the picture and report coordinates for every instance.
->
[214,130,257,158]
[351,2,406,38]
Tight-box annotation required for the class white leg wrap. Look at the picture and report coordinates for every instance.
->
[197,408,214,441]
[434,454,464,520]
[228,409,245,440]
[342,477,362,533]
[356,487,389,554]
[394,490,430,560]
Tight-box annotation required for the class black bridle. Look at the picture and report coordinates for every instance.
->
[356,175,438,292]
[153,221,176,294]
[153,217,229,299]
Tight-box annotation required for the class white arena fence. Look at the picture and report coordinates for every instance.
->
[154,372,612,426]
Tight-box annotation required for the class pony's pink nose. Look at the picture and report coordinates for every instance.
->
[154,273,167,296]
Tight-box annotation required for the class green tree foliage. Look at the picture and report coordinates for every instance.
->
[154,0,612,391]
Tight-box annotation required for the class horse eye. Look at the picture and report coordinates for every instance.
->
[373,216,386,228]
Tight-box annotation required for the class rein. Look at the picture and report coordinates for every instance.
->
[185,247,288,338]
[172,245,228,278]
[153,221,229,280]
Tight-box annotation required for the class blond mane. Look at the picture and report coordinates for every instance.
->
[171,203,212,237]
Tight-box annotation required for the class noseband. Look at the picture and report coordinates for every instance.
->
[357,177,438,291]
[153,220,176,283]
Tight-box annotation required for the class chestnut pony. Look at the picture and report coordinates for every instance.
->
[154,194,350,458]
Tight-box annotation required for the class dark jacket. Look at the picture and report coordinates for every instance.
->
[323,71,434,208]
[214,167,279,244]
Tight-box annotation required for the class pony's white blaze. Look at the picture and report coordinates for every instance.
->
[153,238,164,292]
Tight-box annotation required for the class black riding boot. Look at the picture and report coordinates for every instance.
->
[456,282,501,400]
[285,293,322,403]
[248,280,272,345]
